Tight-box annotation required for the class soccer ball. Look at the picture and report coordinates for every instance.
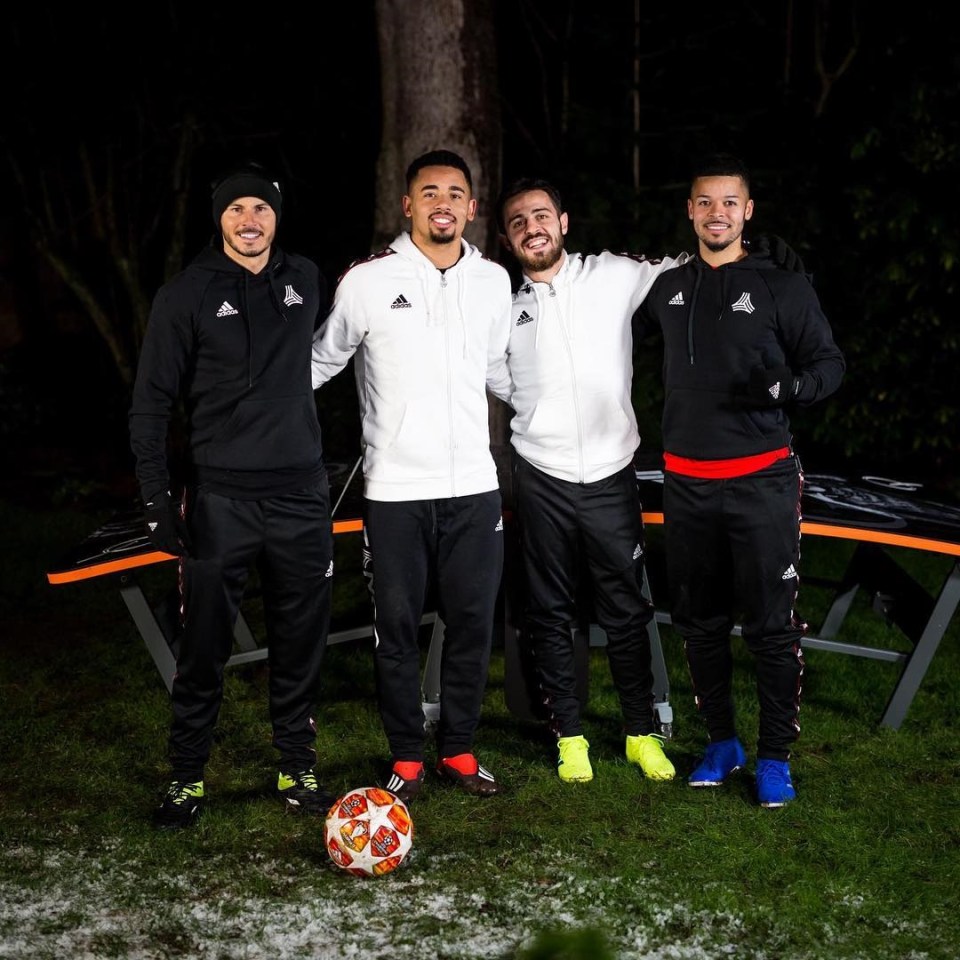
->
[324,786,414,877]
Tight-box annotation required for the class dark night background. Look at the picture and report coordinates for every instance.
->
[3,2,958,511]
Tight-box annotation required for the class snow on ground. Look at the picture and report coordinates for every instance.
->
[0,843,932,960]
[0,844,749,960]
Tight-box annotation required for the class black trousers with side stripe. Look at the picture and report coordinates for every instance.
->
[170,480,333,782]
[663,456,806,761]
[514,455,657,739]
[362,491,504,763]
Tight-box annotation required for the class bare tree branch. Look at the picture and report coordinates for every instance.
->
[813,0,859,117]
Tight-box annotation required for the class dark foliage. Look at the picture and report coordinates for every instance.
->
[2,2,957,500]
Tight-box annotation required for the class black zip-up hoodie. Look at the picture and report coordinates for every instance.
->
[638,248,845,460]
[129,245,327,501]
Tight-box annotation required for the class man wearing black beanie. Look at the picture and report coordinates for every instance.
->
[211,166,283,227]
[129,160,335,829]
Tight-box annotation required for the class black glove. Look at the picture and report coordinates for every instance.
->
[748,365,799,407]
[143,491,193,556]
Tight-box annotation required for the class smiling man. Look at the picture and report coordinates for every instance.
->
[689,165,754,252]
[637,153,845,808]
[311,149,513,803]
[494,177,688,787]
[129,161,335,829]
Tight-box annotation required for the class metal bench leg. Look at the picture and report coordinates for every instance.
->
[421,615,444,734]
[880,561,960,730]
[642,566,673,738]
[119,579,177,695]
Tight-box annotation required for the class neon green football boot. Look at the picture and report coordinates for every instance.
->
[626,733,676,781]
[154,779,204,830]
[277,769,337,815]
[557,735,594,783]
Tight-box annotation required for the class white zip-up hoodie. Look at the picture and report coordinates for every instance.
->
[312,231,513,501]
[499,249,688,484]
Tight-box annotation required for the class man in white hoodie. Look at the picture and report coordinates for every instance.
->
[494,177,687,785]
[311,150,512,803]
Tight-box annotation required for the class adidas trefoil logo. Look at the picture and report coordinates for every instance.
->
[781,563,798,580]
[668,292,684,306]
[325,560,334,578]
[283,285,303,307]
[731,292,755,314]
[516,310,534,326]
[390,294,412,309]
[769,382,782,401]
[216,301,239,317]
[494,516,504,532]
[632,543,643,560]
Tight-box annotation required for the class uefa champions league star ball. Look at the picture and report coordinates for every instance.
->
[324,786,414,877]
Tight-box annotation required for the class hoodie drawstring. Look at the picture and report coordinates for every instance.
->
[240,272,253,387]
[457,273,468,358]
[245,264,290,388]
[686,267,703,364]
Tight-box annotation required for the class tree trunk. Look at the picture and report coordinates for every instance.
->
[373,0,501,259]
[374,0,512,502]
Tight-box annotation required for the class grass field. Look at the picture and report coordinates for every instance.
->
[1,496,958,959]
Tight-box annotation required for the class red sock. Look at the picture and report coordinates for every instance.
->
[438,753,477,775]
[392,761,423,779]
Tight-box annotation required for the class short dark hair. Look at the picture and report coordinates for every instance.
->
[689,153,752,193]
[495,177,564,233]
[405,150,473,191]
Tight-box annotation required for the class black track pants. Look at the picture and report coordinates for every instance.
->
[664,457,806,761]
[170,481,333,781]
[363,492,503,762]
[515,456,656,738]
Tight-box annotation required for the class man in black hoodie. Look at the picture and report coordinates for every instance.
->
[129,162,334,829]
[638,154,845,808]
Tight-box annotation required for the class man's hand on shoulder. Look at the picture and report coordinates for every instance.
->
[751,234,808,277]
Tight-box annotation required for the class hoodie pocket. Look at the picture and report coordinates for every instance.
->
[364,397,449,475]
[204,395,321,471]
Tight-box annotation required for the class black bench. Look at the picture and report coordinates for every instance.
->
[48,462,960,733]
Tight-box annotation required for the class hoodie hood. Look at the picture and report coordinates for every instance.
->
[518,249,576,292]
[389,230,479,272]
[517,251,589,306]
[193,245,290,317]
[690,240,779,273]
[192,244,286,276]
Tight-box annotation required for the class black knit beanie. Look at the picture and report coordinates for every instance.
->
[211,169,282,226]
